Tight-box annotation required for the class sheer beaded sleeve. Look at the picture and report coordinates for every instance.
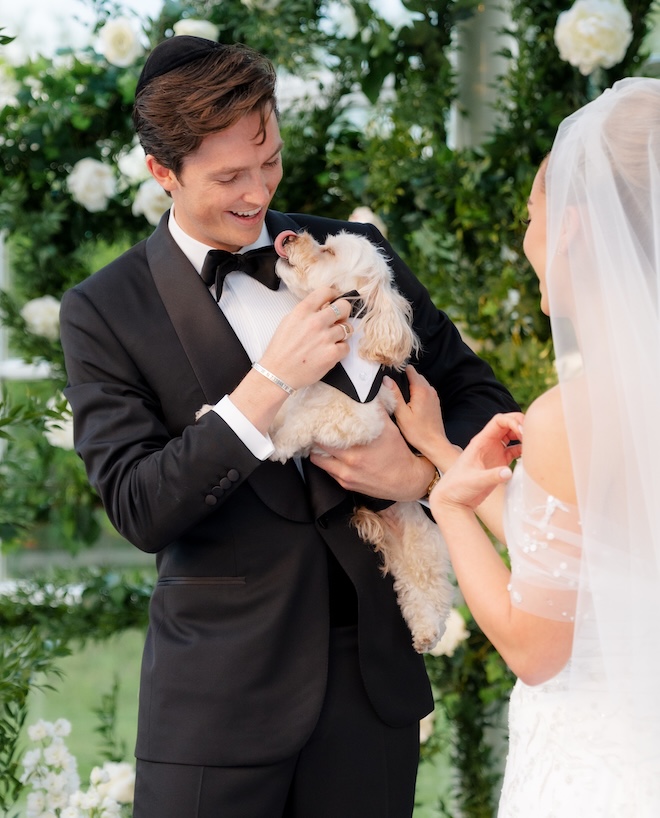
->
[503,462,582,622]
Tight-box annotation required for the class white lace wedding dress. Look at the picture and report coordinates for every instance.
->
[497,463,660,817]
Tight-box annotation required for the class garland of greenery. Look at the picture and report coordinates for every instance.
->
[0,1,656,814]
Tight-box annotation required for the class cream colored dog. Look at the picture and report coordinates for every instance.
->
[199,229,453,652]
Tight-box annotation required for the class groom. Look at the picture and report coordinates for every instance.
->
[59,35,518,818]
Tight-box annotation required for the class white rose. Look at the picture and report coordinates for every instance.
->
[44,397,75,451]
[368,0,424,31]
[97,17,144,68]
[97,762,135,804]
[554,0,633,76]
[428,608,470,657]
[20,295,61,341]
[419,710,435,743]
[117,143,150,185]
[320,1,359,39]
[348,206,388,237]
[67,158,117,213]
[132,178,171,226]
[173,19,220,41]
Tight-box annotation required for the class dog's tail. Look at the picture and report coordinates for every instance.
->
[351,506,391,574]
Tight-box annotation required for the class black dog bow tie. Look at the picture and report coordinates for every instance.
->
[201,246,280,300]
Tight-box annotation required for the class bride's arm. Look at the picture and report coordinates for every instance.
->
[389,369,576,685]
[430,413,575,685]
[386,366,510,541]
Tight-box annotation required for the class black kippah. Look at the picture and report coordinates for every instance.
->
[136,36,226,97]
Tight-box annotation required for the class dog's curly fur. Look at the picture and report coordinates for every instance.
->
[198,230,453,652]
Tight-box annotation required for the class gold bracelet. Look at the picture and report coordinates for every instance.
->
[424,468,442,498]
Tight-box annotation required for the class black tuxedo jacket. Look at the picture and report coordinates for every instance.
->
[59,210,518,767]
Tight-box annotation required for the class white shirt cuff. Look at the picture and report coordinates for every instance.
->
[214,395,275,461]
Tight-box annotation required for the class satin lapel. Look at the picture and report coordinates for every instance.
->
[146,215,310,524]
[146,217,251,401]
[266,210,302,239]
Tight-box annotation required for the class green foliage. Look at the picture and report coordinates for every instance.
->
[424,602,514,816]
[0,569,150,812]
[0,629,70,814]
[0,569,152,642]
[93,675,128,763]
[1,2,658,814]
[0,385,101,552]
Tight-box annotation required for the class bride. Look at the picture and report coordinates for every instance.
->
[387,77,660,815]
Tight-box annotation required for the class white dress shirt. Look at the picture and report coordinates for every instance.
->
[168,209,380,460]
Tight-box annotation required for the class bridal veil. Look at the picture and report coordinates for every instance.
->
[545,77,660,784]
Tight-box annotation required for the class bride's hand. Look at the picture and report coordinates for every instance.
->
[385,366,459,471]
[431,412,524,513]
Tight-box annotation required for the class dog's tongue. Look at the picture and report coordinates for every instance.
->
[274,230,298,258]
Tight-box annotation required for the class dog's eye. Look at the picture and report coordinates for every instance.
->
[321,248,336,256]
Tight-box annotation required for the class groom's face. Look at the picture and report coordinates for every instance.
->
[149,107,283,252]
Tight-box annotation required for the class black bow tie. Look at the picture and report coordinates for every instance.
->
[201,246,280,300]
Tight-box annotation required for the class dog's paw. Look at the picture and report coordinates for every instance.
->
[195,404,214,421]
[412,621,446,654]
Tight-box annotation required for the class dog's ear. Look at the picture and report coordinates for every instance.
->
[359,281,419,369]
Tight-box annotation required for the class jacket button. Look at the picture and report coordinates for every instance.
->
[227,469,240,482]
[219,477,232,490]
[205,494,217,506]
[318,515,328,529]
[211,485,224,497]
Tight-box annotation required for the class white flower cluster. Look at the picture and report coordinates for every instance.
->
[66,158,117,213]
[348,206,388,237]
[21,719,133,818]
[554,0,633,76]
[62,16,226,222]
[427,608,470,657]
[96,18,144,68]
[21,295,61,341]
[44,395,75,450]
[132,178,172,226]
[172,19,220,40]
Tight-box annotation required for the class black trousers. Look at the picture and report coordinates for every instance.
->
[132,626,421,818]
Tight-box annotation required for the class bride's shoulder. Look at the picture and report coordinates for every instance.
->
[522,386,576,504]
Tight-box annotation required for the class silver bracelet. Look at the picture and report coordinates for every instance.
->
[251,362,295,395]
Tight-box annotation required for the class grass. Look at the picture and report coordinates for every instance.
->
[17,629,456,815]
[7,529,456,815]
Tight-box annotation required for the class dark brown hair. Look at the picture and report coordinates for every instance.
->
[132,43,278,177]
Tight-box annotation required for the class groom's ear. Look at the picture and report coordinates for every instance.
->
[146,154,178,193]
